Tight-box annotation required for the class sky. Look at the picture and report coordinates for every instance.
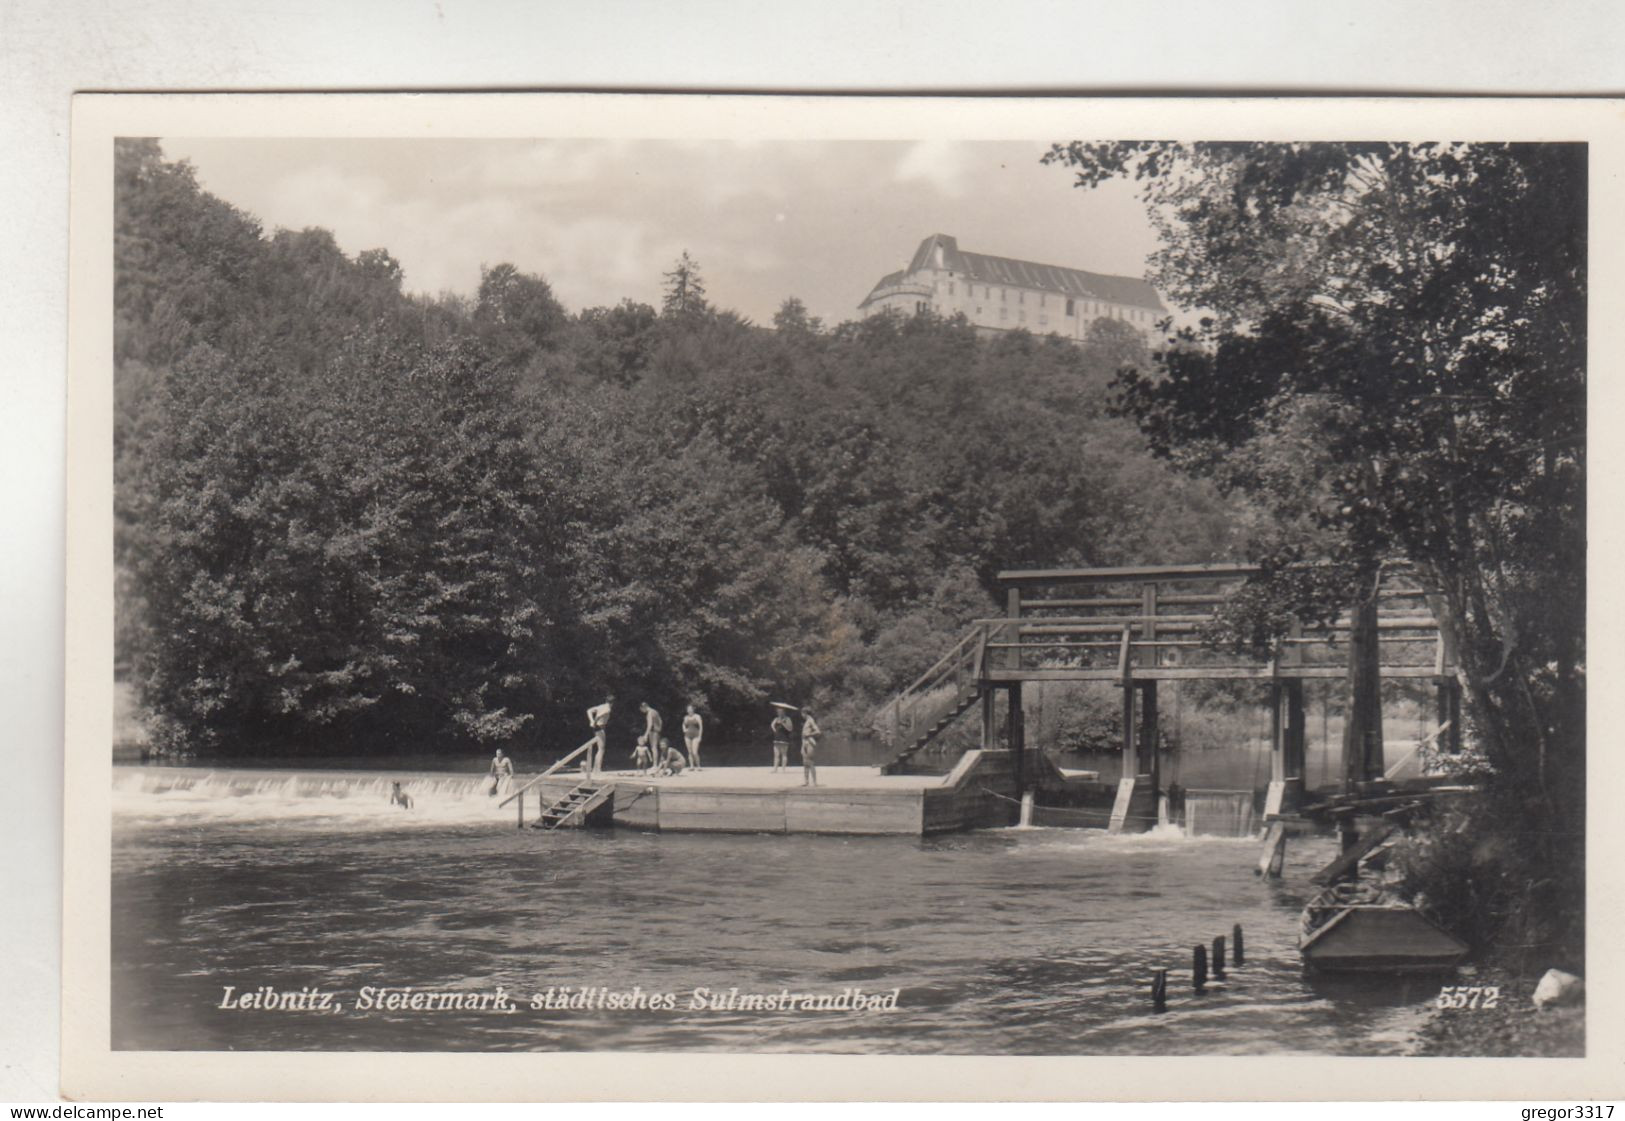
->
[159,137,1165,328]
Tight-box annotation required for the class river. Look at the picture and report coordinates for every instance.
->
[111,764,1442,1054]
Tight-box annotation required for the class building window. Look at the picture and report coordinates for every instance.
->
[1018,291,1025,305]
[1039,314,1048,327]
[1000,288,1007,302]
[999,306,1007,320]
[1065,298,1075,316]
[948,282,955,296]
[1019,309,1026,322]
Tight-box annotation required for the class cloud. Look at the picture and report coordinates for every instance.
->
[892,140,970,197]
[162,137,1162,328]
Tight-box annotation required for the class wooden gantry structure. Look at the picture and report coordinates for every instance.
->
[878,563,1462,832]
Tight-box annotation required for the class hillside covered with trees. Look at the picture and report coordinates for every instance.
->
[113,139,1243,759]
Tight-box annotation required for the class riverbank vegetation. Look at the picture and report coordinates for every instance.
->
[114,139,1241,760]
[1044,141,1586,972]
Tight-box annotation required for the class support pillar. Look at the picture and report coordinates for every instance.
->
[1007,682,1025,793]
[1266,680,1306,816]
[1005,587,1022,673]
[1109,674,1155,834]
[1137,679,1159,791]
[1342,590,1385,788]
[981,689,997,752]
[1120,676,1137,778]
[1435,677,1462,754]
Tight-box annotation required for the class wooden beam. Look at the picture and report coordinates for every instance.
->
[983,665,1443,683]
[1311,822,1397,885]
[998,562,1262,586]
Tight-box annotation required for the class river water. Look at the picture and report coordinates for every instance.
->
[111,765,1442,1054]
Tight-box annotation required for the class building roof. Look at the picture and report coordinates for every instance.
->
[870,233,1164,312]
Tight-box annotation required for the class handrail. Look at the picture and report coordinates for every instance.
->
[898,624,984,703]
[868,622,989,745]
[498,737,596,808]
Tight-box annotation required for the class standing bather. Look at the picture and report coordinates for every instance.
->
[799,707,820,787]
[586,695,613,778]
[640,702,663,769]
[682,704,704,771]
[770,708,793,773]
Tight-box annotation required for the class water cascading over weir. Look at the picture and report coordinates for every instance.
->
[870,563,1461,836]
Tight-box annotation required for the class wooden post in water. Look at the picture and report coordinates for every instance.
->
[516,789,524,830]
[1257,820,1287,878]
[1268,679,1308,816]
[1338,814,1360,860]
[1212,935,1226,980]
[1232,923,1245,966]
[1192,944,1208,993]
[1284,680,1306,794]
[1108,664,1138,834]
[1151,969,1168,1012]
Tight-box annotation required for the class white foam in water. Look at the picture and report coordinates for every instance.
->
[1184,790,1258,838]
[112,766,520,829]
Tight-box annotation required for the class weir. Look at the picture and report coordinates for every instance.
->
[1182,789,1258,838]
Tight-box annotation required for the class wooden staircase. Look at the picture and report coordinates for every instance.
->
[875,624,989,775]
[531,781,614,830]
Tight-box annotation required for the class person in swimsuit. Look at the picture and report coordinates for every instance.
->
[632,733,654,775]
[655,737,686,776]
[488,748,515,796]
[640,702,663,767]
[682,704,703,771]
[770,709,793,773]
[799,707,820,787]
[390,781,414,810]
[586,695,613,778]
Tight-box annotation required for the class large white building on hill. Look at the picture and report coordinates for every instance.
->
[858,233,1165,341]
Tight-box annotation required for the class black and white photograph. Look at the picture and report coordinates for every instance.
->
[60,94,1617,1100]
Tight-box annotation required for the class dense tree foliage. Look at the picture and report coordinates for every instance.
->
[1045,140,1586,963]
[115,139,1240,758]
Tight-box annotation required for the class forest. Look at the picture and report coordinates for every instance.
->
[113,138,1241,761]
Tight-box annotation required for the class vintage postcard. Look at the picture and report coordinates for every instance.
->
[62,93,1623,1101]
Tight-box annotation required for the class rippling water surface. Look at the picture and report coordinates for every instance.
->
[112,766,1440,1054]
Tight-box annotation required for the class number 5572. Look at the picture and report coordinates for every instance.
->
[1436,985,1500,1009]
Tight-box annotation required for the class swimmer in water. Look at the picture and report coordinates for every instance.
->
[390,781,414,810]
[488,748,515,796]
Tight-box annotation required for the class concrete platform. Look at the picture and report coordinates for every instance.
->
[514,752,1041,836]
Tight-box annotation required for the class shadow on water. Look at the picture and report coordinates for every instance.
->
[1302,971,1450,1009]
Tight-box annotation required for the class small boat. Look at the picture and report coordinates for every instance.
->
[1299,881,1469,974]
